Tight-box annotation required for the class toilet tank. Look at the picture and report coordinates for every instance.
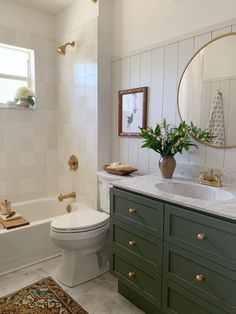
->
[97,171,123,213]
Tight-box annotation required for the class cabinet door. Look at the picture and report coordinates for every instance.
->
[111,188,163,237]
[163,243,236,313]
[164,204,236,270]
[162,279,227,314]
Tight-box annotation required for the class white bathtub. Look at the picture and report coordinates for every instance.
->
[0,196,83,275]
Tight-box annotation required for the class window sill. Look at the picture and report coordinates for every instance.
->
[0,104,36,110]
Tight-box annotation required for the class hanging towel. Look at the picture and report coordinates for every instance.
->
[206,92,225,146]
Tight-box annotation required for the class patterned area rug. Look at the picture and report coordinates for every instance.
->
[0,276,88,314]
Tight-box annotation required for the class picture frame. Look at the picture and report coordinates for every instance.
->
[118,86,148,137]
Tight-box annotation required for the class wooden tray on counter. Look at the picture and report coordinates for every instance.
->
[103,164,137,176]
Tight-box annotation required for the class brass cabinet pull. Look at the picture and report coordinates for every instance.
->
[128,240,136,247]
[128,271,135,278]
[195,274,205,282]
[128,208,136,214]
[197,233,206,241]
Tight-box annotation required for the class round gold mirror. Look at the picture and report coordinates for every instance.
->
[177,32,236,148]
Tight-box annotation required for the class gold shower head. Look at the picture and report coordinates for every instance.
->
[57,41,75,55]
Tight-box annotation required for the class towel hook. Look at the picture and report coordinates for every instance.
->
[217,89,223,97]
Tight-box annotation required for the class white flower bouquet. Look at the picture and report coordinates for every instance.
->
[15,87,35,107]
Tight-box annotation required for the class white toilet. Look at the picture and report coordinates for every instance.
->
[50,171,120,287]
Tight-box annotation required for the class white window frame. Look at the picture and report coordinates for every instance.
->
[0,43,35,107]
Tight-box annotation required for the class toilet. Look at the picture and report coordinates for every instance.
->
[49,171,120,287]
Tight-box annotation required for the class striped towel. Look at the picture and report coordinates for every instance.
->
[206,93,225,146]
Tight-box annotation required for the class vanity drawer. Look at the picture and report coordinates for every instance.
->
[164,243,236,313]
[162,279,227,314]
[111,188,163,237]
[112,220,163,272]
[112,253,162,307]
[164,204,236,270]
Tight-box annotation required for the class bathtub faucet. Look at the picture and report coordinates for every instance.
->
[58,192,76,202]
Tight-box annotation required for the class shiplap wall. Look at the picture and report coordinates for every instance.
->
[111,23,236,174]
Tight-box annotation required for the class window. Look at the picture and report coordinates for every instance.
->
[0,43,35,105]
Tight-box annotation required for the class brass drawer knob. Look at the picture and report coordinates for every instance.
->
[195,274,205,282]
[128,208,136,214]
[128,240,136,247]
[128,271,135,278]
[197,233,206,241]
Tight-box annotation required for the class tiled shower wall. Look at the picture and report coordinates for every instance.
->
[57,19,98,208]
[111,22,236,175]
[0,25,58,202]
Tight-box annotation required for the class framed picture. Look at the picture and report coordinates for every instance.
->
[118,86,148,137]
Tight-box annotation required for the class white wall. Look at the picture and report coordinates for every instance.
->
[111,22,236,174]
[97,0,112,169]
[0,1,57,202]
[56,0,98,208]
[56,0,98,36]
[112,0,236,58]
[0,0,55,38]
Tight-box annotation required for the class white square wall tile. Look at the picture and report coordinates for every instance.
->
[4,110,19,123]
[20,179,37,194]
[20,138,33,152]
[0,154,6,169]
[4,125,20,139]
[0,181,7,197]
[6,153,20,168]
[5,139,20,154]
[46,150,58,166]
[18,125,34,138]
[33,138,47,152]
[20,152,34,166]
[19,110,33,123]
[86,124,96,140]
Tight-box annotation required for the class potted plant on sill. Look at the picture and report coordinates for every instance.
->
[139,119,213,179]
[15,87,35,108]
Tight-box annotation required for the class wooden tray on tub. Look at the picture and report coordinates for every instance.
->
[103,164,137,176]
[0,217,29,229]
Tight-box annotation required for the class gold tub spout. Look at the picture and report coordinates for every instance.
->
[58,192,76,202]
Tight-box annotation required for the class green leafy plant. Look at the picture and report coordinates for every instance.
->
[139,119,213,156]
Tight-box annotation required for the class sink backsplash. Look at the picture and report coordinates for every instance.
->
[173,163,236,186]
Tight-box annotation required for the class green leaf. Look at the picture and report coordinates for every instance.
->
[139,119,213,156]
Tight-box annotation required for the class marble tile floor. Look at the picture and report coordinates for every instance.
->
[0,256,144,314]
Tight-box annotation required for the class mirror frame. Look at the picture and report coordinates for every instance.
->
[177,32,236,149]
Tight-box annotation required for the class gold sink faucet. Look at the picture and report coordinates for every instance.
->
[199,169,222,187]
[58,192,76,202]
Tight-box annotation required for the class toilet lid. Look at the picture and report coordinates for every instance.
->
[51,210,109,233]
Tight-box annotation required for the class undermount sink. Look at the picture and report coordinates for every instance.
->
[155,182,234,201]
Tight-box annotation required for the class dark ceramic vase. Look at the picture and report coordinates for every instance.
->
[159,155,176,179]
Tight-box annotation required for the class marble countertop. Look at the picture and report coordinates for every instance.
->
[112,173,236,221]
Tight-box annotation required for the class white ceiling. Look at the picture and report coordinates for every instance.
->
[11,0,77,15]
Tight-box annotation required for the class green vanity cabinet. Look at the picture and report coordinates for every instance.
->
[110,187,164,314]
[110,187,236,314]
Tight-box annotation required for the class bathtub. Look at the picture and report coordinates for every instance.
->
[0,196,82,275]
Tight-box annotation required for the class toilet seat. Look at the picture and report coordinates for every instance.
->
[50,210,109,234]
